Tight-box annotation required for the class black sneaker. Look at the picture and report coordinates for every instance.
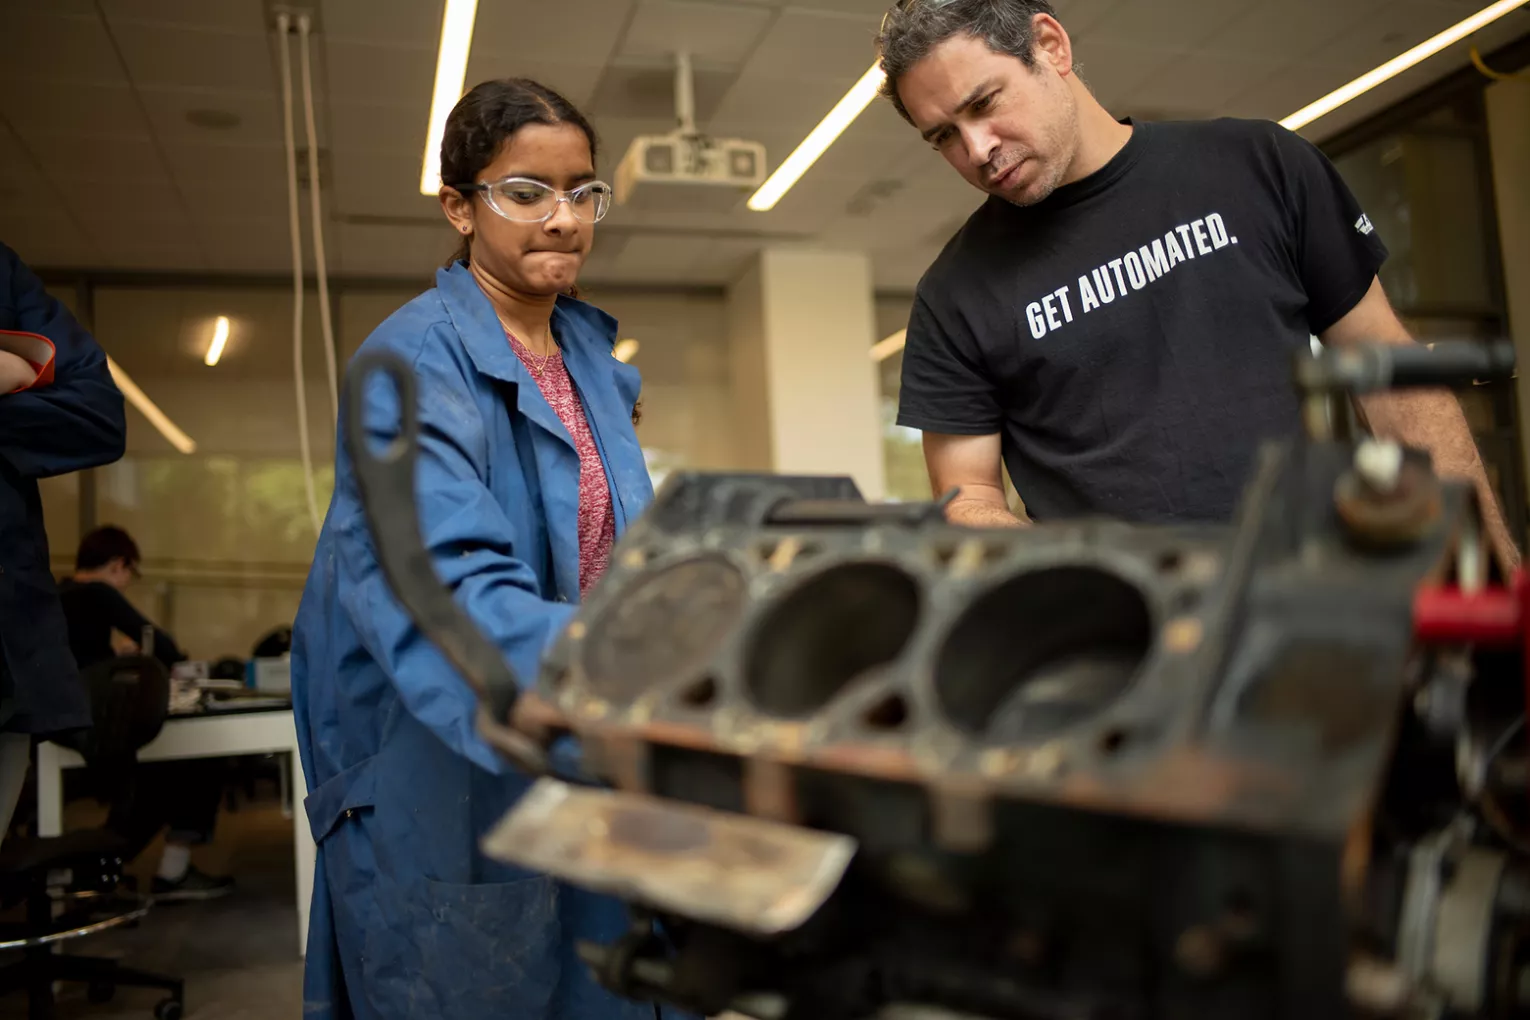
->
[151,865,235,902]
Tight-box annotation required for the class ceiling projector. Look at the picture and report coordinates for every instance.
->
[613,53,768,207]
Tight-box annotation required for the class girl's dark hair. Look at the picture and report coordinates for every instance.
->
[440,77,600,270]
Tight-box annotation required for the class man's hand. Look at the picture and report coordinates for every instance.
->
[923,432,1027,527]
[1320,277,1521,571]
[0,350,37,393]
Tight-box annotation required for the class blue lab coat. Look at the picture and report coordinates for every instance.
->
[0,242,125,735]
[292,262,678,1020]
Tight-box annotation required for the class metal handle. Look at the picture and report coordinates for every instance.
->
[1296,340,1515,396]
[344,351,546,774]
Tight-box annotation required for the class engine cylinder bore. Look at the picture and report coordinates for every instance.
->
[745,563,922,718]
[935,566,1153,742]
[582,555,748,703]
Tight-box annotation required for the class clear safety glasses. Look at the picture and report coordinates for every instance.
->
[454,176,613,225]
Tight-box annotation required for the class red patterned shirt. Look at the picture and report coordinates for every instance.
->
[506,332,615,598]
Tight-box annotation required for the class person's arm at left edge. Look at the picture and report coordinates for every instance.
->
[0,243,126,477]
[1320,278,1520,571]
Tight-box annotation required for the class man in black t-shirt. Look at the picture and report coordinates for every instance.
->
[876,0,1517,565]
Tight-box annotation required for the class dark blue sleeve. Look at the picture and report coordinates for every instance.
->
[0,243,127,478]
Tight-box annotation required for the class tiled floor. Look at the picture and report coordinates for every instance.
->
[0,794,303,1019]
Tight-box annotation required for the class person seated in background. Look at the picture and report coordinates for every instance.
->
[58,525,234,901]
[59,526,186,668]
[0,239,126,836]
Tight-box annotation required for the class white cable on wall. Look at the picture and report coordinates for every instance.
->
[298,13,339,427]
[277,13,323,537]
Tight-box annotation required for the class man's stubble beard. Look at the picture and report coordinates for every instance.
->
[1002,88,1080,208]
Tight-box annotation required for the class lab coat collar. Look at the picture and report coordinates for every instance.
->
[434,260,619,451]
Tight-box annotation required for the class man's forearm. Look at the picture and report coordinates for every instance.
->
[945,496,1026,528]
[1357,388,1520,569]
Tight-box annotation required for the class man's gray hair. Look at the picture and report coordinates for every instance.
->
[877,0,1060,124]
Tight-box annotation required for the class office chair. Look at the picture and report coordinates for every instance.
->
[0,656,185,1020]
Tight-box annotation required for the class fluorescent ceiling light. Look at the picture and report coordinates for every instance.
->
[106,356,196,455]
[1281,0,1530,131]
[749,62,887,212]
[870,329,906,362]
[612,338,640,363]
[419,0,480,196]
[203,315,230,367]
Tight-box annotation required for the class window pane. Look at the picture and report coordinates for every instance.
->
[91,285,334,659]
[1334,132,1493,311]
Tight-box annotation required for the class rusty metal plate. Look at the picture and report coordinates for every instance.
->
[480,779,857,936]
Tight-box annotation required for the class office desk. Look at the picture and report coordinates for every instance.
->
[36,708,314,958]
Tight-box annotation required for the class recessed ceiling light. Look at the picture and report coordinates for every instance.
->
[185,108,242,130]
[613,338,640,363]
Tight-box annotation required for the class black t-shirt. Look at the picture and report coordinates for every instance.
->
[56,578,186,671]
[897,118,1388,523]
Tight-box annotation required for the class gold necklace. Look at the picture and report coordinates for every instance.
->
[496,315,556,379]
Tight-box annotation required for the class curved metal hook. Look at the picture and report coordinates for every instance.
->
[344,350,546,774]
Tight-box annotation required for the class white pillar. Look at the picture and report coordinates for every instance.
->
[726,249,887,499]
[1486,79,1530,486]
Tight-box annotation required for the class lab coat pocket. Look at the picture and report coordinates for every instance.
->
[409,875,563,1018]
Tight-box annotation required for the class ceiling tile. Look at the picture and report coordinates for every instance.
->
[330,148,441,217]
[1303,0,1478,73]
[322,40,435,105]
[328,100,429,158]
[336,221,455,276]
[611,233,712,282]
[588,62,734,121]
[110,22,278,91]
[1219,59,1357,123]
[318,0,444,49]
[60,181,188,234]
[463,58,608,113]
[473,0,634,65]
[0,11,128,86]
[0,212,98,268]
[618,0,774,67]
[1121,53,1289,120]
[710,71,861,130]
[0,79,150,141]
[1069,39,1180,110]
[792,0,893,16]
[99,0,267,34]
[161,140,287,191]
[137,85,287,148]
[1083,0,1256,49]
[0,156,67,219]
[742,8,879,82]
[89,210,205,268]
[1050,0,1132,40]
[93,242,205,270]
[191,216,300,273]
[809,125,923,183]
[26,134,171,186]
[1202,0,1381,63]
